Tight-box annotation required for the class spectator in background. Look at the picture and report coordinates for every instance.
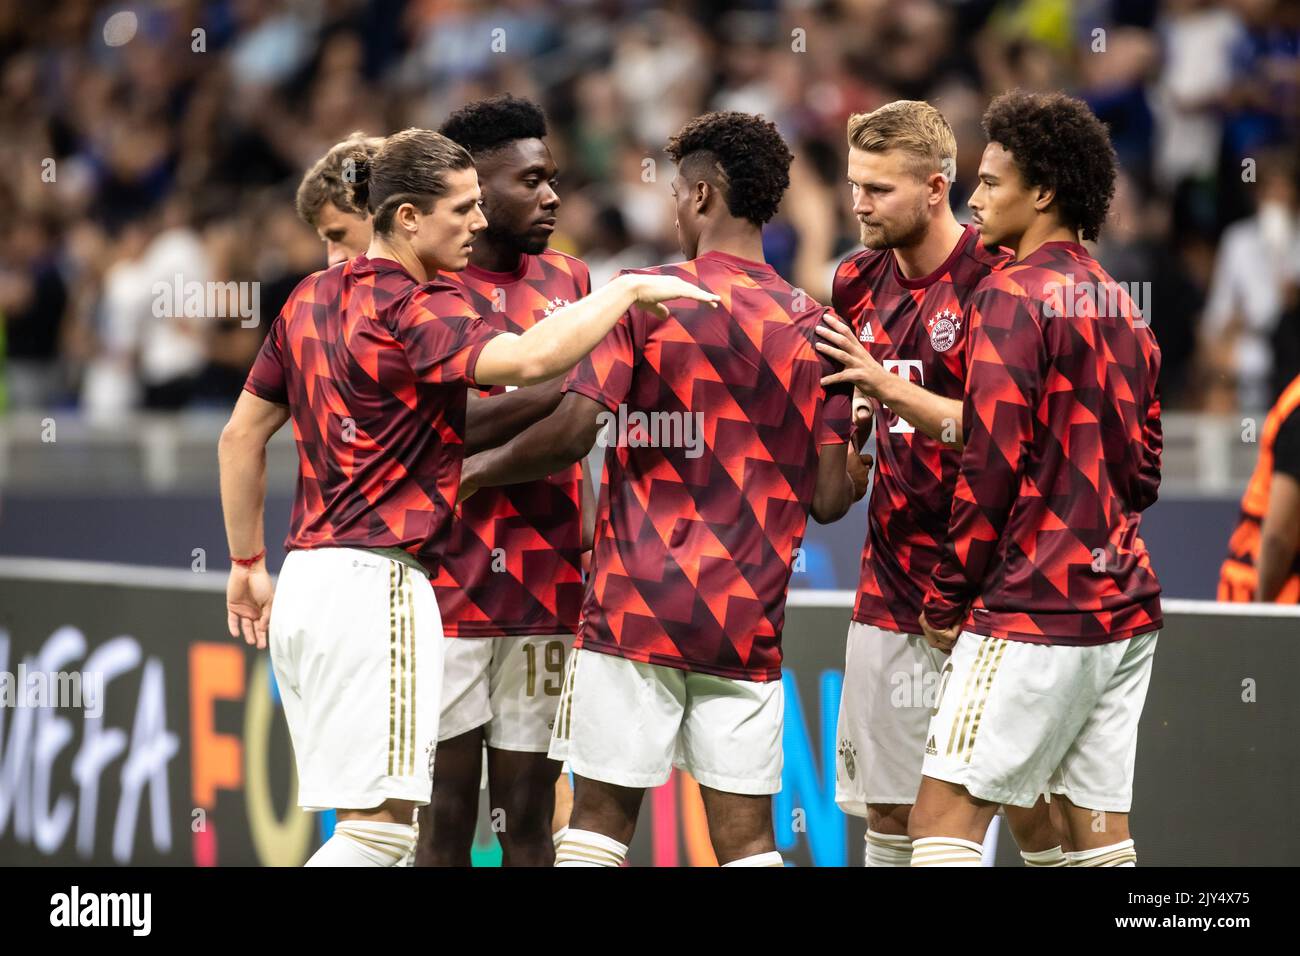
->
[0,217,69,410]
[1218,0,1300,227]
[1200,155,1299,410]
[2,0,1299,419]
[1151,0,1242,215]
[1096,172,1203,408]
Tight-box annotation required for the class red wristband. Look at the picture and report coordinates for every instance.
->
[231,549,266,568]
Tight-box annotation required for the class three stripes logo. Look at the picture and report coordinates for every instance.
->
[388,562,417,776]
[553,648,580,741]
[945,637,1007,763]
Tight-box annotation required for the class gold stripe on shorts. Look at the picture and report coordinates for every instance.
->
[956,638,1000,757]
[947,637,991,756]
[963,638,1008,762]
[404,568,416,775]
[556,649,579,741]
[388,562,398,776]
[397,564,408,777]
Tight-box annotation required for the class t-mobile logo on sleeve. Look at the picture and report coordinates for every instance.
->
[882,360,923,434]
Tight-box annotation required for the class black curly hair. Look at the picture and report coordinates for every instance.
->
[439,94,548,156]
[666,111,793,226]
[982,91,1118,242]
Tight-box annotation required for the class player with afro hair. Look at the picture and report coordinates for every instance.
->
[665,110,793,229]
[440,93,549,157]
[979,90,1118,243]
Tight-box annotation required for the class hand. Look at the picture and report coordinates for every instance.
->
[626,274,721,319]
[227,563,274,650]
[919,611,961,654]
[851,390,874,449]
[816,312,890,396]
[846,441,873,501]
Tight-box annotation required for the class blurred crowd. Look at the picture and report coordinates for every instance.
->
[1,0,1298,419]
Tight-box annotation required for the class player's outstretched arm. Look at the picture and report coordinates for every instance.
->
[464,377,565,455]
[474,274,718,388]
[815,312,964,447]
[460,392,606,500]
[218,390,290,649]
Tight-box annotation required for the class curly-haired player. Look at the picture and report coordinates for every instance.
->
[459,111,857,866]
[908,91,1163,866]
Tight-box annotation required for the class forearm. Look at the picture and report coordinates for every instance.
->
[479,275,640,387]
[924,408,1024,626]
[923,498,984,628]
[876,375,964,447]
[464,409,595,493]
[464,377,564,454]
[811,453,854,524]
[219,433,268,559]
[1256,536,1295,602]
[1255,474,1300,601]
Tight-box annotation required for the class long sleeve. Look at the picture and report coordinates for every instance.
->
[1135,376,1163,512]
[923,286,1046,630]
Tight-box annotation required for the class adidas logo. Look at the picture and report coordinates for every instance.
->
[859,320,875,343]
[925,735,937,756]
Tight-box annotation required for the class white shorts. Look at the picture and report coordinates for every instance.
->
[835,622,948,814]
[439,633,575,752]
[923,630,1159,812]
[548,647,784,795]
[269,548,443,811]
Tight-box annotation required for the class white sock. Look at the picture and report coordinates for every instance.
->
[722,851,784,867]
[1021,845,1067,867]
[865,830,913,867]
[910,836,983,867]
[552,826,568,850]
[306,820,415,867]
[1067,838,1136,867]
[555,828,627,867]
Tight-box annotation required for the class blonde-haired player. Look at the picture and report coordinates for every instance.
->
[814,100,1066,866]
[295,131,383,265]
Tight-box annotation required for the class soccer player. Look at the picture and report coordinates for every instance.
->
[419,95,593,867]
[1218,370,1300,602]
[295,132,382,265]
[911,91,1163,867]
[811,101,1064,867]
[219,128,717,866]
[459,111,856,867]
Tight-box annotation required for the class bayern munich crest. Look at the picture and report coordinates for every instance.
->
[838,737,857,781]
[927,308,961,352]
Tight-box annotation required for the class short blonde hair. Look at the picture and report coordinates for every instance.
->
[846,101,956,180]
